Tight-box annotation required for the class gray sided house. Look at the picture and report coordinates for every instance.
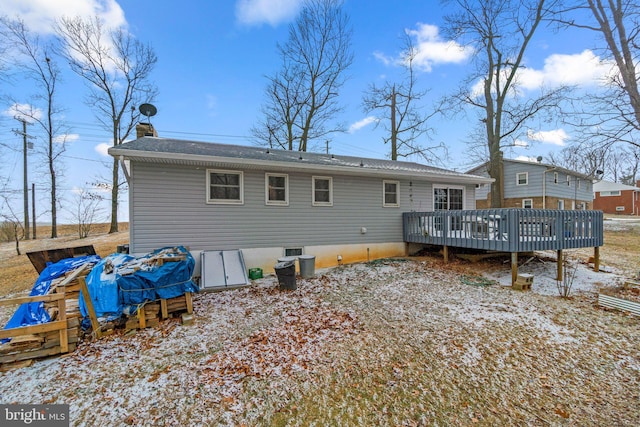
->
[468,159,594,210]
[109,137,492,275]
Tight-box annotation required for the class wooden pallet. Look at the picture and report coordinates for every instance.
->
[0,263,92,370]
[124,292,193,331]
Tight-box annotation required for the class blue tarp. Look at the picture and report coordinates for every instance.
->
[2,255,101,341]
[79,246,198,319]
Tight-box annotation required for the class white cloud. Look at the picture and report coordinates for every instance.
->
[95,142,110,156]
[469,50,614,98]
[373,51,392,67]
[526,129,570,146]
[53,133,80,144]
[3,103,42,122]
[405,23,474,72]
[515,155,539,163]
[348,116,377,133]
[514,139,529,148]
[518,50,614,90]
[2,0,126,34]
[236,0,303,26]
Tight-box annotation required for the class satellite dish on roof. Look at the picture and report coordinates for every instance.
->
[536,155,543,163]
[139,103,157,119]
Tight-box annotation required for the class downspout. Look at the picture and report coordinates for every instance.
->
[119,155,131,184]
[542,167,557,209]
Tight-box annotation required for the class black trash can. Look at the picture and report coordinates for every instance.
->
[274,260,297,290]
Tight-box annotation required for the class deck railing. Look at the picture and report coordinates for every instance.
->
[403,209,603,252]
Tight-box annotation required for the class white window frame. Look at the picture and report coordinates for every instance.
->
[383,180,400,207]
[522,199,533,209]
[554,172,558,184]
[566,175,571,186]
[516,172,528,186]
[601,190,621,197]
[433,185,466,211]
[558,200,565,210]
[206,169,243,205]
[312,176,333,206]
[265,173,289,206]
[577,179,581,190]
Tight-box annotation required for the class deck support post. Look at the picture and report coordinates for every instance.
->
[511,252,518,286]
[557,250,563,281]
[594,247,600,272]
[443,245,449,263]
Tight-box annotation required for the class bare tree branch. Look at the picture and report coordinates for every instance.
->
[252,0,353,152]
[56,16,157,233]
[362,33,446,163]
[443,0,567,207]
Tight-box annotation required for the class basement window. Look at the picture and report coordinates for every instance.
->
[285,248,303,257]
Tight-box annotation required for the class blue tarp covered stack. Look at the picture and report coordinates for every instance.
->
[1,246,198,367]
[80,246,199,319]
[2,255,101,343]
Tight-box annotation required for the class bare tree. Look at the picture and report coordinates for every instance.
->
[362,34,445,162]
[556,0,640,149]
[70,189,105,238]
[253,0,353,152]
[546,143,609,177]
[56,16,157,233]
[443,0,567,207]
[0,184,25,255]
[2,18,67,238]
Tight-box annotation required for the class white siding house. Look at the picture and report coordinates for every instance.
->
[109,137,492,274]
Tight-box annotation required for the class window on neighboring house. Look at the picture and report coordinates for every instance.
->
[600,190,621,196]
[383,180,400,207]
[312,176,333,206]
[516,172,528,186]
[207,170,243,204]
[522,199,533,209]
[566,175,571,186]
[266,173,289,205]
[554,172,558,184]
[577,179,581,190]
[558,200,565,210]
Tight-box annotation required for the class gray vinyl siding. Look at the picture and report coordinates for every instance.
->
[504,162,544,198]
[504,162,592,200]
[128,163,473,253]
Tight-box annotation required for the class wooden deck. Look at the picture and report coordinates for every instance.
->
[403,209,604,284]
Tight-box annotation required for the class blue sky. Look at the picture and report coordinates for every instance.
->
[1,0,609,223]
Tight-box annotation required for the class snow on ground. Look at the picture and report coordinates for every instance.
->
[0,257,638,426]
[486,250,626,296]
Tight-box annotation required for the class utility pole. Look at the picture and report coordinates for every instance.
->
[32,183,36,239]
[13,118,33,240]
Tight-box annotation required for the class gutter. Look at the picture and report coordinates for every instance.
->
[109,148,494,185]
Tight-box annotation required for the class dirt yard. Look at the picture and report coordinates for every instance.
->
[0,223,129,297]
[0,217,638,426]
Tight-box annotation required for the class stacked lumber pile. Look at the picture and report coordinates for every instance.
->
[0,263,91,371]
[124,292,194,332]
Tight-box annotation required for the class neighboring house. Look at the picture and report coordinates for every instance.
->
[593,180,640,215]
[468,159,594,210]
[109,134,492,274]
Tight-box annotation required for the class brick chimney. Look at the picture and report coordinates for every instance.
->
[136,122,158,138]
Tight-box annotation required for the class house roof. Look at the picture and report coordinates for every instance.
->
[593,180,640,193]
[109,137,494,184]
[467,158,593,180]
